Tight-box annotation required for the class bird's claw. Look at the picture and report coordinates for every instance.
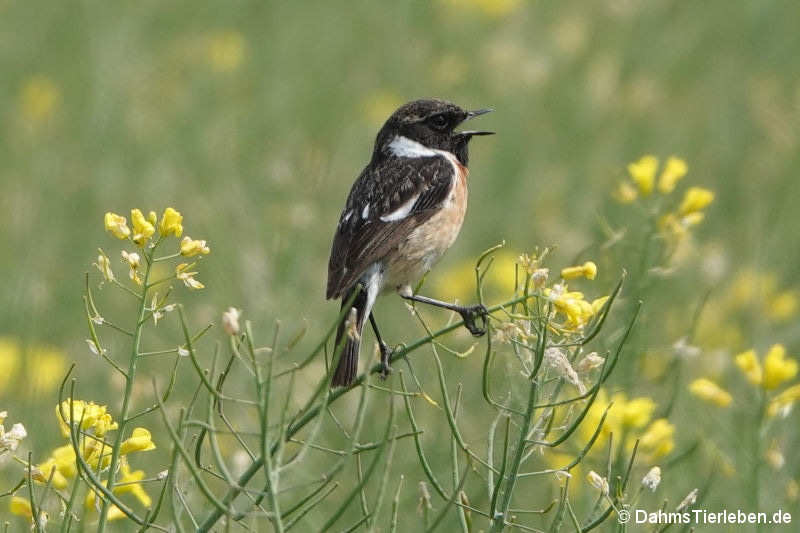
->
[378,343,394,380]
[459,304,489,337]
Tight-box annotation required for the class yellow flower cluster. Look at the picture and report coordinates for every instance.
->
[613,155,714,243]
[20,75,60,123]
[0,337,67,393]
[207,30,246,72]
[32,400,155,501]
[56,400,117,437]
[9,495,46,528]
[768,384,800,417]
[658,186,715,239]
[615,155,689,203]
[735,344,797,390]
[441,0,521,17]
[581,389,675,460]
[85,458,152,514]
[101,207,210,290]
[725,269,798,323]
[545,284,608,331]
[104,207,186,246]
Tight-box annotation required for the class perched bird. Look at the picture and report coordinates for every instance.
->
[326,99,494,387]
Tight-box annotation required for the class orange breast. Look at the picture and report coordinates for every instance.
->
[384,163,469,290]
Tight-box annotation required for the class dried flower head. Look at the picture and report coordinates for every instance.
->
[586,470,609,495]
[222,307,242,336]
[676,488,698,511]
[642,466,662,491]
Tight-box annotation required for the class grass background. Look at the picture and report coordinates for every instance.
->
[2,0,799,530]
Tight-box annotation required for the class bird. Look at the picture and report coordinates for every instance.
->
[326,98,494,387]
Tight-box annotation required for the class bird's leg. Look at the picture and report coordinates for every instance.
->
[369,312,393,379]
[400,293,488,337]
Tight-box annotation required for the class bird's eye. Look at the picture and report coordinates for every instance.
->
[429,114,448,130]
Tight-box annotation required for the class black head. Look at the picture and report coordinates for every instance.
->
[373,99,493,166]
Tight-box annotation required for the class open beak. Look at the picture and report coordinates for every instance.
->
[458,108,495,137]
[467,108,493,118]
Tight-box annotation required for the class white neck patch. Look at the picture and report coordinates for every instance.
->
[387,136,439,158]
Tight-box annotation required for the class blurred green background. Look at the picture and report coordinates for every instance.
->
[2,0,800,529]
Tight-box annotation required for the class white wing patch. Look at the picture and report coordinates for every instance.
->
[362,204,370,219]
[380,192,420,222]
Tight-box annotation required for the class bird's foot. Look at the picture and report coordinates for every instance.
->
[458,304,489,337]
[378,342,394,380]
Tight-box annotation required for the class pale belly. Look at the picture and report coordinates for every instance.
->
[383,168,468,292]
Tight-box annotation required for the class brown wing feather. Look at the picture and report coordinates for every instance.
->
[326,156,455,299]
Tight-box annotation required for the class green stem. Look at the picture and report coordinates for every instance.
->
[752,390,765,527]
[197,293,541,531]
[97,250,153,531]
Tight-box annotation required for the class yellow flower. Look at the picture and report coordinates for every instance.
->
[546,287,591,329]
[27,344,67,392]
[591,296,610,314]
[20,76,60,122]
[735,349,763,386]
[620,397,656,428]
[763,344,797,390]
[130,209,155,246]
[180,236,211,257]
[787,480,799,502]
[736,345,797,390]
[85,460,152,510]
[768,384,800,417]
[159,207,183,237]
[678,187,714,215]
[657,156,688,194]
[147,211,157,226]
[115,460,152,507]
[176,263,205,290]
[768,291,798,321]
[83,440,113,472]
[637,418,675,459]
[51,444,78,478]
[33,457,68,489]
[104,505,126,520]
[207,30,246,72]
[120,427,156,454]
[0,337,21,391]
[444,0,521,18]
[104,212,131,240]
[627,155,658,196]
[34,443,79,489]
[561,261,597,281]
[689,378,732,407]
[56,400,118,438]
[9,496,32,518]
[613,181,638,204]
[580,389,661,456]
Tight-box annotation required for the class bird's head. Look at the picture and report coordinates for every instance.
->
[374,99,493,165]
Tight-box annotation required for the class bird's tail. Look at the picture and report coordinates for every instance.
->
[332,284,369,388]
